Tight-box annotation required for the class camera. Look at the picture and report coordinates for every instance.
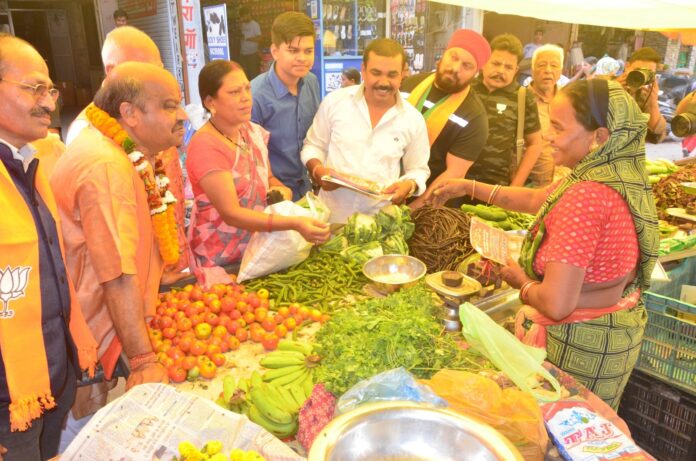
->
[626,69,655,89]
[672,90,696,138]
[672,113,696,137]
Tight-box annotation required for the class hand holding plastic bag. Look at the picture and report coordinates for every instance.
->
[237,193,330,282]
[459,302,561,402]
[335,368,447,415]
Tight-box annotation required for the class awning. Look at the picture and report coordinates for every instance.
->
[429,0,696,30]
[659,30,696,46]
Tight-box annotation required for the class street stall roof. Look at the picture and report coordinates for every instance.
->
[429,0,696,29]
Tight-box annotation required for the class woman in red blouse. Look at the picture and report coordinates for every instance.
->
[427,79,659,408]
[186,60,330,282]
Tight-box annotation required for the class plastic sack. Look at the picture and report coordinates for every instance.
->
[459,302,561,402]
[422,370,548,461]
[237,192,330,282]
[335,367,447,415]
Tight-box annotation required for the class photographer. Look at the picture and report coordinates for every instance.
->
[675,90,696,156]
[615,47,667,143]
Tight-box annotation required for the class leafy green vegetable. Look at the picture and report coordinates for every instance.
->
[381,233,409,255]
[344,213,381,244]
[340,241,384,264]
[314,284,491,395]
[376,205,415,239]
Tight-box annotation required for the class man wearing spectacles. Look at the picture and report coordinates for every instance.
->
[0,33,97,461]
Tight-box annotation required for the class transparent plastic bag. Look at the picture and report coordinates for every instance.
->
[335,368,447,415]
[459,302,561,402]
[237,193,329,282]
[423,370,548,461]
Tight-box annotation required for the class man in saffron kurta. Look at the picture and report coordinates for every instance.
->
[0,34,97,461]
[51,63,187,423]
[64,26,189,277]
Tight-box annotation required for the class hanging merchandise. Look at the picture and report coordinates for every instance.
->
[389,0,427,74]
[305,1,387,96]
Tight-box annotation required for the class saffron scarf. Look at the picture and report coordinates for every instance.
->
[0,160,97,431]
[406,73,470,146]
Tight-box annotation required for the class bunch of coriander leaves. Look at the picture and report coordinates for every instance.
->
[313,283,492,396]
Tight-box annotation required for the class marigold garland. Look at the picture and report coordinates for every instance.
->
[85,103,180,265]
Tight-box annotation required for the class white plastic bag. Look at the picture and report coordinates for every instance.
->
[237,193,330,282]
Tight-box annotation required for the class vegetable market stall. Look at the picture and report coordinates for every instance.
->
[62,203,655,460]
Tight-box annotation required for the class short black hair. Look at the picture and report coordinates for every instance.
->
[198,59,244,112]
[628,47,661,65]
[113,9,128,20]
[490,34,523,63]
[342,67,361,84]
[271,12,314,47]
[363,38,406,67]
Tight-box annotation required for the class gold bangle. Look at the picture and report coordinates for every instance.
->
[487,185,501,205]
[519,280,539,304]
[471,179,477,200]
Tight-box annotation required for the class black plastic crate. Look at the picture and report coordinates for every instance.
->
[618,370,696,461]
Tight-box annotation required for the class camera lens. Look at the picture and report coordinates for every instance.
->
[626,69,655,89]
[672,113,696,138]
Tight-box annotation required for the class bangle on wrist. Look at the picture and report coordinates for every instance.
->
[407,180,417,197]
[519,280,539,304]
[470,179,477,200]
[487,185,501,205]
[128,351,158,371]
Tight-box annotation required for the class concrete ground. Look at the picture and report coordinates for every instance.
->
[646,139,690,162]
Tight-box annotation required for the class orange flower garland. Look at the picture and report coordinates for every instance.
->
[85,103,180,265]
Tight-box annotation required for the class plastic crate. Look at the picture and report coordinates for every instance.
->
[618,370,696,461]
[637,292,696,393]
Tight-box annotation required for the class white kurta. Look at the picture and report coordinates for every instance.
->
[301,84,430,223]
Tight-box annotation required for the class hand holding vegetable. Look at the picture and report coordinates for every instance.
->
[294,217,331,244]
[500,257,530,290]
[384,179,416,205]
[425,179,469,207]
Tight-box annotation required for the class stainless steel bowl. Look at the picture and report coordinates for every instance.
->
[363,255,427,293]
[308,401,523,461]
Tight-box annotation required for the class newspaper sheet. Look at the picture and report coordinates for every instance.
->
[62,383,304,461]
[469,217,512,265]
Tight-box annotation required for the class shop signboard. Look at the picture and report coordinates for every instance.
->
[118,0,157,19]
[180,0,204,105]
[202,3,229,60]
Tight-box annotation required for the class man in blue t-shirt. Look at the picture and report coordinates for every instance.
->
[251,12,319,200]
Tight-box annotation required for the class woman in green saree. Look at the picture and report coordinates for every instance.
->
[427,79,659,409]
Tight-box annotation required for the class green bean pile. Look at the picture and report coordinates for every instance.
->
[408,206,476,272]
[243,249,368,312]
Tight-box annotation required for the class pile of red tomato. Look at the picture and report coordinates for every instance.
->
[148,283,329,383]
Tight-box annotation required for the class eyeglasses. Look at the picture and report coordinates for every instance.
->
[0,78,60,101]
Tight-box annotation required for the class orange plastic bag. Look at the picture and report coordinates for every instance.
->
[422,369,548,461]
